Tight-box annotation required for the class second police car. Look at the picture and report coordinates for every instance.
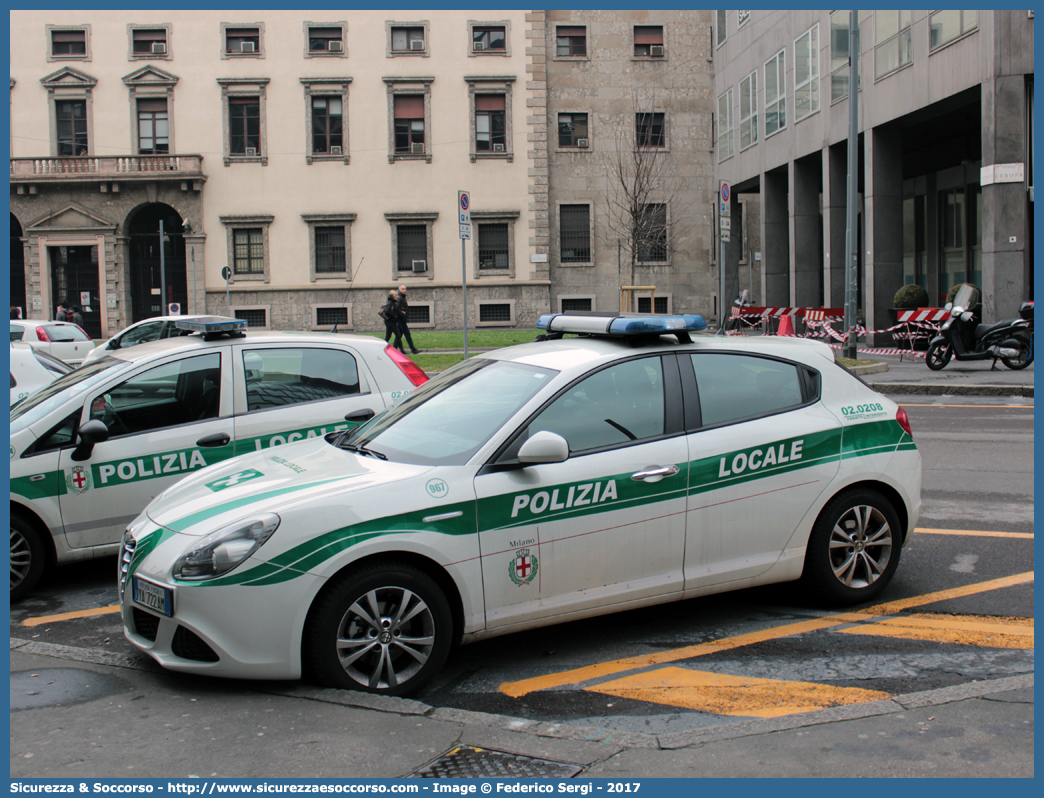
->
[10,318,427,599]
[118,314,921,697]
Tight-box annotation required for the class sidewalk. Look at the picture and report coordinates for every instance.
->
[854,352,1034,397]
[9,645,1034,778]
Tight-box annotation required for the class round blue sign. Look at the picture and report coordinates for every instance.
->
[460,194,469,210]
[721,183,730,202]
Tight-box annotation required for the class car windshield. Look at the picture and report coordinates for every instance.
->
[339,358,557,465]
[952,284,980,310]
[33,349,73,375]
[10,356,126,429]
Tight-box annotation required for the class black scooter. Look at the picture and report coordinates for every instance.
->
[925,285,1033,371]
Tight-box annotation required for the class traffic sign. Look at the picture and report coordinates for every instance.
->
[168,302,181,316]
[720,217,731,230]
[459,224,471,240]
[458,190,471,240]
[221,266,232,281]
[720,181,731,217]
[720,229,731,242]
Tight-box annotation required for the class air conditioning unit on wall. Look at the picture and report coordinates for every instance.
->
[245,147,257,156]
[412,259,427,272]
[650,45,664,57]
[493,143,505,152]
[410,39,424,51]
[576,138,589,148]
[474,41,485,51]
[151,42,167,54]
[239,41,256,53]
[411,142,424,154]
[327,40,343,52]
[330,145,342,155]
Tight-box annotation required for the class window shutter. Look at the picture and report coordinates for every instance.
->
[133,29,166,41]
[475,94,505,111]
[137,98,168,113]
[557,26,585,36]
[394,95,425,119]
[52,31,85,42]
[634,27,663,44]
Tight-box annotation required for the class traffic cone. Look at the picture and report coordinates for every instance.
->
[777,315,795,336]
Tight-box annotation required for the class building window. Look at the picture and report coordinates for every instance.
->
[315,307,348,327]
[794,25,819,122]
[307,25,345,56]
[230,97,260,155]
[558,112,589,148]
[930,10,977,51]
[137,98,168,154]
[634,26,664,57]
[49,27,89,60]
[739,71,758,150]
[472,26,506,53]
[875,12,912,79]
[397,226,427,272]
[637,204,668,263]
[406,304,432,325]
[223,25,262,57]
[312,96,343,155]
[717,90,734,162]
[56,100,88,156]
[637,296,670,314]
[636,112,666,148]
[302,214,355,282]
[221,215,273,283]
[234,308,268,328]
[233,229,264,275]
[830,10,858,103]
[716,10,727,47]
[555,26,587,57]
[560,296,594,312]
[130,27,169,59]
[764,49,786,136]
[478,224,508,270]
[386,212,437,279]
[389,24,427,55]
[477,301,515,326]
[475,95,505,153]
[560,204,591,264]
[394,95,425,154]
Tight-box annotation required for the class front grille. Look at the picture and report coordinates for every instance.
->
[171,626,219,662]
[132,608,160,641]
[119,531,136,601]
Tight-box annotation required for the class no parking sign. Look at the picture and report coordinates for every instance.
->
[167,302,181,315]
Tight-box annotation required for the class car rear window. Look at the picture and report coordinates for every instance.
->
[10,326,25,342]
[45,324,91,342]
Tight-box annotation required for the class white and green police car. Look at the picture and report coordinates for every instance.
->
[10,317,427,599]
[118,314,921,697]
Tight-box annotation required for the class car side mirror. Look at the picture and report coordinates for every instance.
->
[71,419,109,461]
[345,408,375,424]
[518,431,569,465]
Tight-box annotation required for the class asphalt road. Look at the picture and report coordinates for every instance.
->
[10,396,1034,739]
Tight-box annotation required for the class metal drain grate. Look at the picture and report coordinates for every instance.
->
[408,745,584,779]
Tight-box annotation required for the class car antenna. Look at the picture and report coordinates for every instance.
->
[330,256,363,334]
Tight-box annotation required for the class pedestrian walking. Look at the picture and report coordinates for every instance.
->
[69,305,85,328]
[396,285,421,354]
[381,290,405,352]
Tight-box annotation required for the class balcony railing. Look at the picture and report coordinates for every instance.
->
[11,155,205,178]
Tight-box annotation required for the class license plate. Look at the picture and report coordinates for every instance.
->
[132,576,174,617]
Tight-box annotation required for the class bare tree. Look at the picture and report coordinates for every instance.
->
[597,88,701,310]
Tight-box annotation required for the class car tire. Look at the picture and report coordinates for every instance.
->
[11,514,46,601]
[801,489,902,605]
[925,341,951,371]
[303,561,453,697]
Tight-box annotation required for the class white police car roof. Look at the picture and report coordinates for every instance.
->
[536,312,708,336]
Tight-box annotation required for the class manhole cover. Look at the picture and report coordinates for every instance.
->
[408,745,584,779]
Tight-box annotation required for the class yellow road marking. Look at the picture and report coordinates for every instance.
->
[917,527,1033,539]
[586,667,890,718]
[838,613,1033,649]
[22,605,121,627]
[499,571,1034,697]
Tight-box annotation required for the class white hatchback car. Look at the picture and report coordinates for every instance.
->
[10,317,427,599]
[10,342,73,406]
[10,319,96,366]
[116,314,922,697]
[83,315,210,365]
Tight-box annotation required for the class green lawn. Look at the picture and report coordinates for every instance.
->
[362,329,541,350]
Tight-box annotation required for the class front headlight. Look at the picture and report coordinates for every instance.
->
[173,513,280,581]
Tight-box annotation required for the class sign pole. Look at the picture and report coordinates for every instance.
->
[159,219,167,318]
[843,11,860,360]
[458,190,471,358]
[718,181,731,335]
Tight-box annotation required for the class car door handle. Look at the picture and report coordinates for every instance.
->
[196,433,231,448]
[631,464,680,482]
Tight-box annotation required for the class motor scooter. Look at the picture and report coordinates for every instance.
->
[925,285,1033,371]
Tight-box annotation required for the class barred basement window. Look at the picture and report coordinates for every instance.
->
[637,296,669,314]
[406,305,430,324]
[316,307,348,326]
[479,303,511,323]
[561,297,592,312]
[235,308,267,327]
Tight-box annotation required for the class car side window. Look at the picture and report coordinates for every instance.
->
[691,353,804,427]
[89,353,222,437]
[527,357,665,453]
[28,412,80,455]
[121,321,164,347]
[242,348,361,412]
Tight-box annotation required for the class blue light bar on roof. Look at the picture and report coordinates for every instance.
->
[174,316,248,334]
[536,314,707,335]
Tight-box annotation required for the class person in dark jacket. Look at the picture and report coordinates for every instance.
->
[69,305,85,328]
[383,290,405,352]
[396,285,421,354]
[55,302,69,322]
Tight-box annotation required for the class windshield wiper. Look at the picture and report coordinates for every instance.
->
[340,442,387,460]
